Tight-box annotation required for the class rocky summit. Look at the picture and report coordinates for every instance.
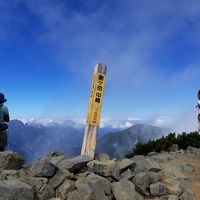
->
[0,147,200,200]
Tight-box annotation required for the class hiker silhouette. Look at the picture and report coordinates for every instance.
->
[0,93,10,151]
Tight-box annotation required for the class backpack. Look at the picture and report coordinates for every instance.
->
[0,123,8,131]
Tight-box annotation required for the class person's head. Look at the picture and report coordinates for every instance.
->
[0,93,7,104]
[198,90,200,100]
[198,113,200,121]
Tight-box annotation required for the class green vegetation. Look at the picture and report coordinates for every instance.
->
[126,131,200,158]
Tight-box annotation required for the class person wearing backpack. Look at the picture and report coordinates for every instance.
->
[0,93,10,151]
[196,90,200,132]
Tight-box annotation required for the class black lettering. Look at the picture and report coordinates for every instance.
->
[96,93,101,98]
[99,75,104,81]
[95,97,100,103]
[97,85,102,91]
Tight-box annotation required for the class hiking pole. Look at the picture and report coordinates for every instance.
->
[81,63,107,159]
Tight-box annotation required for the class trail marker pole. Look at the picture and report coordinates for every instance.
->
[81,63,107,159]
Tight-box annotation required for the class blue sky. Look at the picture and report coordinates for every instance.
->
[0,0,200,127]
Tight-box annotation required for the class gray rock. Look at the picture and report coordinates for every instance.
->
[58,155,91,173]
[56,179,75,199]
[75,174,111,195]
[49,155,68,166]
[133,172,149,196]
[87,160,119,179]
[48,169,73,189]
[0,170,19,180]
[112,179,136,200]
[0,179,34,200]
[22,177,48,192]
[106,194,115,200]
[30,160,57,177]
[150,182,166,197]
[178,178,191,192]
[162,178,183,195]
[68,178,108,200]
[152,153,172,163]
[148,152,158,157]
[159,163,186,179]
[168,195,178,200]
[95,153,110,162]
[148,171,161,184]
[179,188,195,200]
[120,169,135,180]
[74,171,90,180]
[145,157,161,172]
[0,151,24,170]
[37,183,55,200]
[186,146,200,154]
[117,159,136,174]
[21,177,48,199]
[182,163,194,173]
[135,192,144,200]
[131,156,161,172]
[169,144,179,152]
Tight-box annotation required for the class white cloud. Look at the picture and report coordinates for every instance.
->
[19,0,200,86]
[168,108,198,133]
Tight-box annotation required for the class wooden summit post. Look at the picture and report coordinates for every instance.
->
[81,63,107,159]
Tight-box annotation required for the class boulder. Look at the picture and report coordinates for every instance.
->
[30,160,57,177]
[21,177,49,199]
[87,160,119,179]
[56,179,75,199]
[133,172,149,196]
[150,182,166,197]
[57,156,91,173]
[49,155,68,166]
[152,152,175,163]
[186,146,200,155]
[131,156,161,173]
[117,159,135,174]
[179,188,195,200]
[182,163,194,173]
[0,179,34,200]
[95,153,110,162]
[168,195,178,200]
[148,171,161,184]
[68,178,108,200]
[49,198,61,200]
[0,170,19,180]
[169,144,179,152]
[148,152,158,157]
[48,169,74,189]
[37,183,55,200]
[162,178,183,195]
[75,174,111,195]
[159,163,186,179]
[120,169,135,180]
[135,192,144,200]
[0,151,24,170]
[39,151,64,163]
[111,179,136,200]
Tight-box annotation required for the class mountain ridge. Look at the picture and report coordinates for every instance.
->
[96,124,164,159]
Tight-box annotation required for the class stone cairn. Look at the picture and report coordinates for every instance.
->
[0,146,199,200]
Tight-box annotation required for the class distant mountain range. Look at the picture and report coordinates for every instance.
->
[7,120,165,163]
[7,120,120,163]
[96,124,164,159]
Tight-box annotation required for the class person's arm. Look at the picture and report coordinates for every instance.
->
[3,106,10,122]
[4,114,10,122]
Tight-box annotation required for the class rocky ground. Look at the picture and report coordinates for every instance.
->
[0,146,200,200]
